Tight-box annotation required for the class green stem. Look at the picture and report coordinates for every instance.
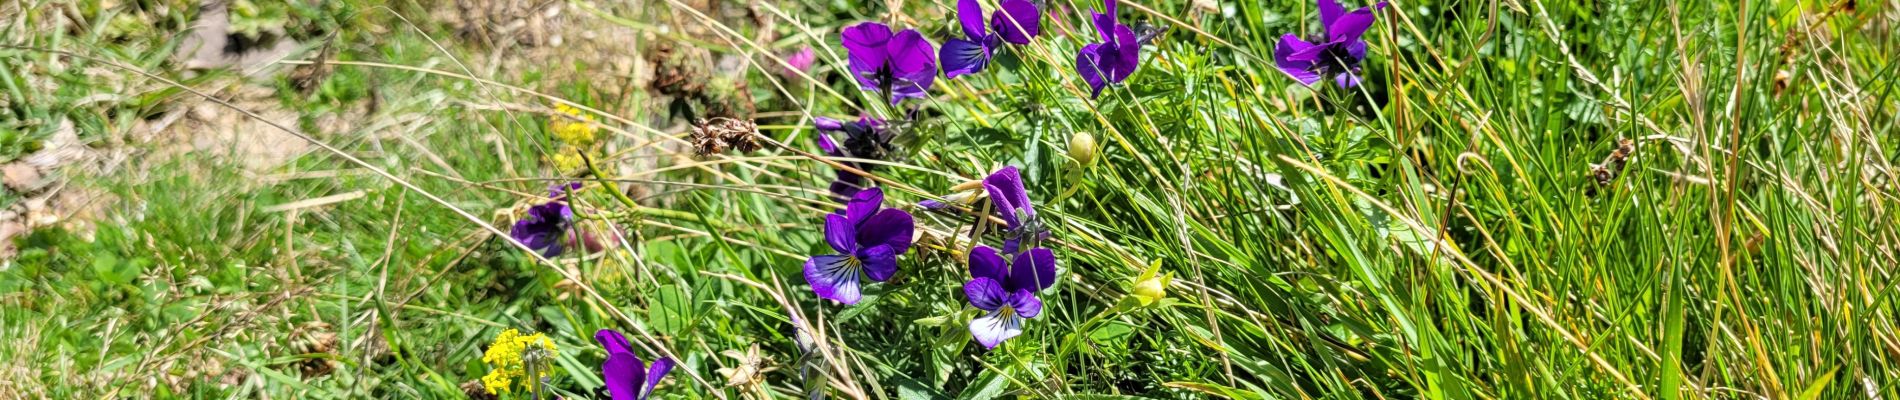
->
[578,151,730,230]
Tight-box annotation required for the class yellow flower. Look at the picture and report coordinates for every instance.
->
[549,150,586,172]
[480,329,560,394]
[551,104,600,146]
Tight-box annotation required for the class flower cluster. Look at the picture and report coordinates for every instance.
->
[963,166,1060,348]
[596,329,675,400]
[1076,0,1142,98]
[941,0,1041,79]
[480,329,560,395]
[549,104,601,172]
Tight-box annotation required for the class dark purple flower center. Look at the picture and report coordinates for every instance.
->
[1309,41,1362,77]
[1004,211,1049,248]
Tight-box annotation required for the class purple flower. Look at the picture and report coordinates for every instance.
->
[842,22,938,104]
[940,0,1042,79]
[984,166,1050,254]
[814,115,894,201]
[1274,0,1387,88]
[964,245,1056,348]
[595,329,674,400]
[1074,0,1142,98]
[805,187,916,305]
[509,182,585,257]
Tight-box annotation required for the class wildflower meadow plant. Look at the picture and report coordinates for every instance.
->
[814,115,893,201]
[1075,0,1142,98]
[596,329,675,400]
[842,22,938,104]
[964,245,1057,348]
[510,182,583,257]
[940,0,1042,78]
[1274,0,1388,88]
[984,166,1050,254]
[805,187,916,304]
[480,329,560,396]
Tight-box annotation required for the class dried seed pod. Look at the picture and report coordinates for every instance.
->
[691,117,760,157]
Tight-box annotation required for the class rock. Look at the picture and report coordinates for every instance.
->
[1,164,43,192]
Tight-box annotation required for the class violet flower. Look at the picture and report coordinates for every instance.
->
[595,329,675,400]
[509,182,584,257]
[805,187,916,305]
[1075,0,1141,98]
[782,47,817,78]
[984,166,1050,254]
[964,245,1057,348]
[940,0,1042,79]
[842,22,938,104]
[814,115,894,201]
[1274,0,1387,88]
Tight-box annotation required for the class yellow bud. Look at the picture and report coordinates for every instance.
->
[1129,260,1169,306]
[1068,131,1097,166]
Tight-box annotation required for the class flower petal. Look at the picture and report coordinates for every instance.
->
[1006,247,1058,292]
[1326,5,1379,43]
[1108,25,1141,83]
[641,357,675,400]
[825,214,858,254]
[969,309,1024,349]
[938,38,992,79]
[602,350,648,400]
[842,23,895,91]
[859,244,899,282]
[1335,71,1362,88]
[1008,290,1043,318]
[968,245,1009,281]
[887,30,938,101]
[957,0,988,41]
[856,208,915,255]
[845,187,884,226]
[1317,0,1347,29]
[805,255,864,304]
[594,329,635,356]
[1274,34,1323,85]
[814,117,845,133]
[963,277,1007,311]
[1092,12,1116,43]
[983,166,1031,226]
[1075,45,1108,98]
[992,0,1041,44]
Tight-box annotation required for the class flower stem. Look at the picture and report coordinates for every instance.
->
[578,150,730,230]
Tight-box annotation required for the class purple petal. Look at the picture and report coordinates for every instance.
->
[1274,34,1323,85]
[967,245,1008,281]
[856,208,915,255]
[842,23,895,91]
[1005,247,1057,292]
[804,254,864,304]
[595,329,635,355]
[992,0,1041,44]
[1001,237,1023,256]
[887,30,938,102]
[1335,72,1361,88]
[1076,44,1108,98]
[938,38,992,79]
[919,199,949,209]
[1326,6,1378,43]
[1318,0,1347,29]
[825,214,858,254]
[830,179,866,202]
[845,187,885,226]
[814,117,845,133]
[983,166,1031,226]
[549,181,584,198]
[963,277,1007,311]
[602,351,648,400]
[1092,12,1116,42]
[817,134,840,157]
[784,47,816,75]
[968,309,1024,349]
[858,244,898,282]
[957,0,987,41]
[1108,25,1141,83]
[642,357,675,399]
[1007,290,1043,318]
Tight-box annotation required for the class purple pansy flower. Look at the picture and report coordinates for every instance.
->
[1074,0,1142,98]
[814,115,894,201]
[984,166,1050,254]
[940,0,1042,78]
[805,187,916,305]
[1274,0,1388,88]
[842,22,938,104]
[510,182,584,257]
[964,245,1057,348]
[595,329,675,400]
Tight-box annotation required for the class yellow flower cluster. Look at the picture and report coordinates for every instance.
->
[479,329,560,395]
[551,104,600,146]
[547,104,603,173]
